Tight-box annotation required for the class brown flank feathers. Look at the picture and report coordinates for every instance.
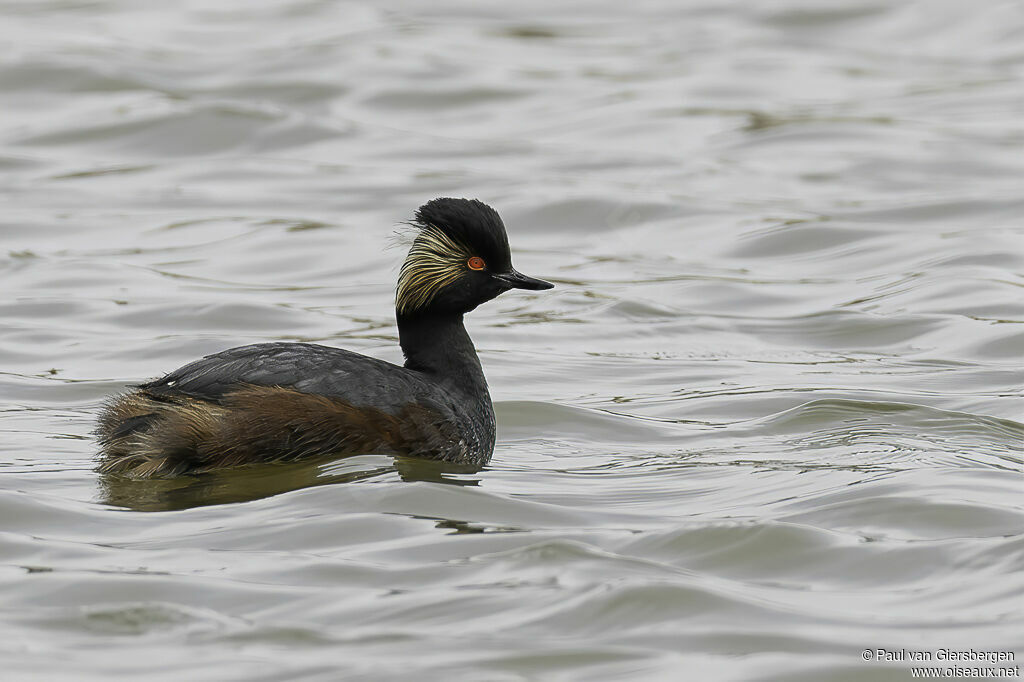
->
[96,385,463,478]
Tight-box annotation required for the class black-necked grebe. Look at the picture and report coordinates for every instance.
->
[96,198,553,478]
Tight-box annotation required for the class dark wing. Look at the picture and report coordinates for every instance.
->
[140,342,422,408]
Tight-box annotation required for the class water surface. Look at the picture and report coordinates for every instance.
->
[2,1,1023,680]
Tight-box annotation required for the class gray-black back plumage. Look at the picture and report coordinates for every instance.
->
[143,342,427,409]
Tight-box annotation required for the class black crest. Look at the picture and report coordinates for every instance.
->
[413,198,512,270]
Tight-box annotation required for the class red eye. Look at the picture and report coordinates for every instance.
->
[467,256,486,271]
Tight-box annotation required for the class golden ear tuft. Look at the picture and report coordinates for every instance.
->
[396,225,472,314]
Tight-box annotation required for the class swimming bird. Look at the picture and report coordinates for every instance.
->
[96,198,553,478]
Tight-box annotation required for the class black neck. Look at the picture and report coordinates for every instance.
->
[397,311,489,400]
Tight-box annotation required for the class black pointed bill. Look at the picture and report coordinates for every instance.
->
[493,269,554,291]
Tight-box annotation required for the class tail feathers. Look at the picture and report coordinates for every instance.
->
[106,413,157,441]
[96,391,225,478]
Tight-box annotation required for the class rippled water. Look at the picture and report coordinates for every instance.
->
[2,1,1023,680]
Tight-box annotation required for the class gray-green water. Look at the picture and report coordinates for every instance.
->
[2,1,1023,680]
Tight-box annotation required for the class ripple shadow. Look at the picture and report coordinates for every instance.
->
[96,454,481,512]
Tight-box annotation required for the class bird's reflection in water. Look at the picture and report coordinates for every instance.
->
[97,453,481,512]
